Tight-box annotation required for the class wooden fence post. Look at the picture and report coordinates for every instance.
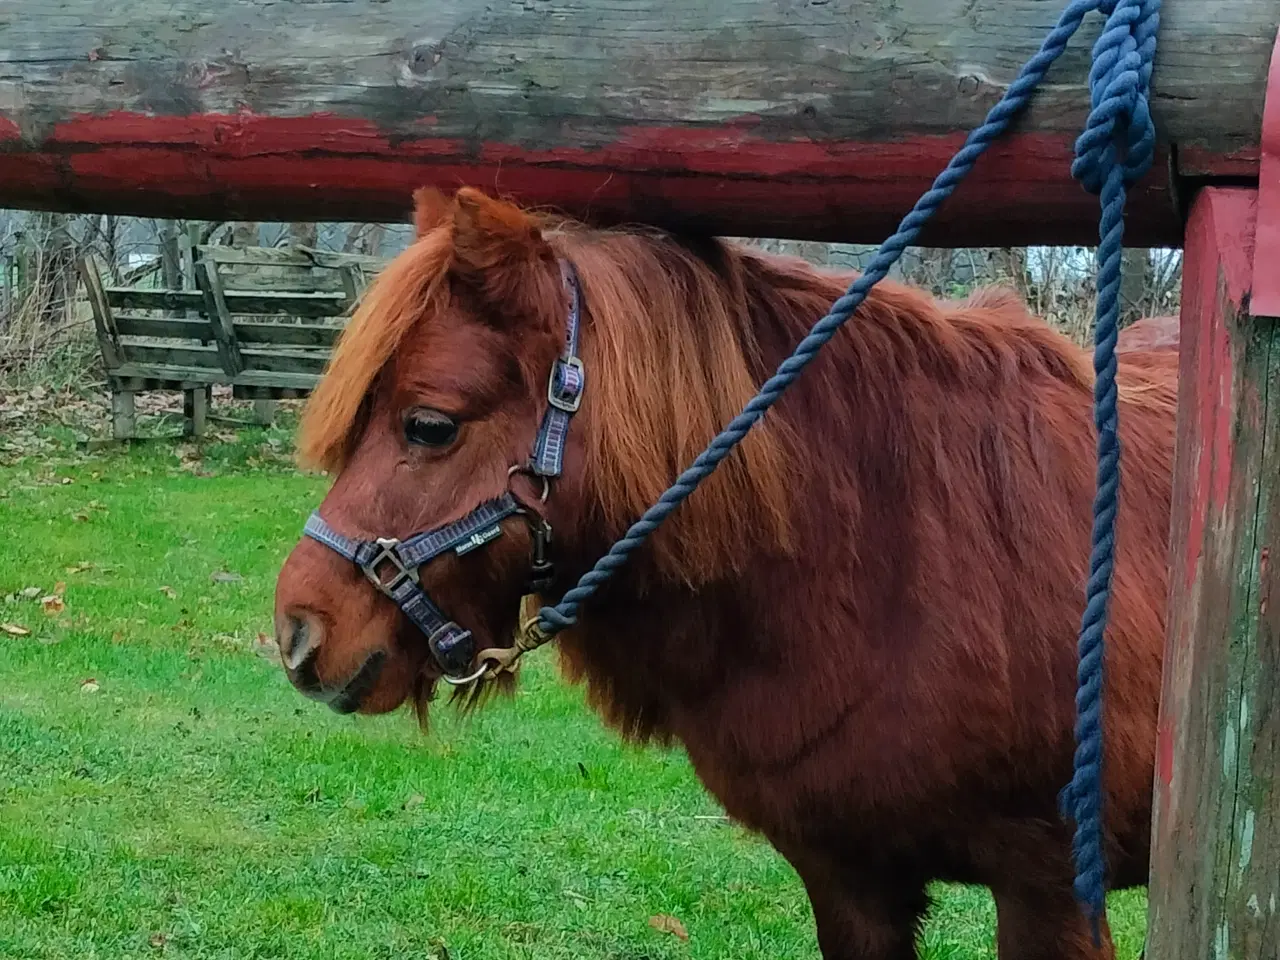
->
[1145,186,1280,958]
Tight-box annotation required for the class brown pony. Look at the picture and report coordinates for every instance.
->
[273,187,1178,960]
[1118,314,1179,354]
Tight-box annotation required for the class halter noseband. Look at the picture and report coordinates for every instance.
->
[300,260,584,686]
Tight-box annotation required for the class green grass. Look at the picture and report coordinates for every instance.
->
[0,428,1149,959]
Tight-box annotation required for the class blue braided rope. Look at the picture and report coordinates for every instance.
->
[1060,0,1161,945]
[536,0,1160,936]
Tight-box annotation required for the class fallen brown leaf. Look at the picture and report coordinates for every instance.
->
[403,793,425,810]
[80,678,100,693]
[148,931,166,949]
[1,623,31,637]
[53,581,67,597]
[41,595,66,615]
[159,585,177,599]
[210,570,243,584]
[65,561,95,574]
[649,915,689,941]
[20,586,41,599]
[252,633,278,659]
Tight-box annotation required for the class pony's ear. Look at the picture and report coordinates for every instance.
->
[412,186,453,238]
[449,186,552,279]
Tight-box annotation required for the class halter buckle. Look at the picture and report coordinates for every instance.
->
[547,356,584,413]
[361,537,418,597]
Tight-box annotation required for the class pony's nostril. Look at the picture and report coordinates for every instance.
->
[277,612,320,671]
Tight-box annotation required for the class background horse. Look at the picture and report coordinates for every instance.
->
[274,186,1178,959]
[1117,314,1179,354]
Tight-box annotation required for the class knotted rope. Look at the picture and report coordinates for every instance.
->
[1061,0,1161,943]
[537,0,1161,935]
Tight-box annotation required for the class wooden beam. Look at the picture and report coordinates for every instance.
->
[1146,186,1280,959]
[105,287,350,319]
[113,316,342,349]
[194,260,244,376]
[0,0,1275,246]
[183,387,209,438]
[75,254,123,370]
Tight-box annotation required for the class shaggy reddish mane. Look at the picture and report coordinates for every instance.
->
[299,211,802,583]
[298,229,454,472]
[300,206,1175,588]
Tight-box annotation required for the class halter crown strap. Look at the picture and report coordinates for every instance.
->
[531,260,584,478]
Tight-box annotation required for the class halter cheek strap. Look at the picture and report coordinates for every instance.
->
[299,259,585,684]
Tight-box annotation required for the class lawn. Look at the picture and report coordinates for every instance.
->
[0,416,1149,959]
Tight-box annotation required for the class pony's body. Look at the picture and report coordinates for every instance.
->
[274,188,1177,960]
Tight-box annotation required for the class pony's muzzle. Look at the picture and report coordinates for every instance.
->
[275,611,387,714]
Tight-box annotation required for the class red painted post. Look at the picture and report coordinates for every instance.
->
[1146,28,1280,956]
[1145,185,1280,956]
[2,0,1277,243]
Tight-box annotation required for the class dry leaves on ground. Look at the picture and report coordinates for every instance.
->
[252,633,278,659]
[2,623,31,637]
[648,914,690,941]
[41,595,66,616]
[80,678,100,693]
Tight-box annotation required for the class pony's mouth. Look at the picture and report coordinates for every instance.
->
[285,644,388,715]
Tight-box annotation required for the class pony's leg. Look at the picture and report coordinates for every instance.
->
[993,884,1116,960]
[795,864,928,960]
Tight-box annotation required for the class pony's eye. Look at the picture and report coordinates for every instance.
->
[403,409,459,448]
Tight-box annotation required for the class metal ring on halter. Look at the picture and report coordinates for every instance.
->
[507,464,550,503]
[440,656,498,686]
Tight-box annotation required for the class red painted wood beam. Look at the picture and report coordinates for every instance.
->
[0,113,1180,247]
[2,0,1275,244]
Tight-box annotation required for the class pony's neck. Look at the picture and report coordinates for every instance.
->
[547,233,1093,746]
[544,238,878,742]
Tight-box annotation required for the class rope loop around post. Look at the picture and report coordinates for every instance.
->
[536,0,1162,940]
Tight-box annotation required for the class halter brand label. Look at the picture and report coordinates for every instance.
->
[454,525,503,556]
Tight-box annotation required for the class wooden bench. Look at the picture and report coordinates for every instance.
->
[78,245,387,439]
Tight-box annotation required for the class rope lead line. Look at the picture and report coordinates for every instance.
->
[537,0,1160,936]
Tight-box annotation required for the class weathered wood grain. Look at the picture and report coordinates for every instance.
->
[114,316,342,349]
[108,366,320,394]
[117,343,329,377]
[76,254,122,369]
[195,259,245,376]
[1147,186,1280,960]
[106,287,350,319]
[1,0,1276,245]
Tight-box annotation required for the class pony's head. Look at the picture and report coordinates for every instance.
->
[272,187,794,721]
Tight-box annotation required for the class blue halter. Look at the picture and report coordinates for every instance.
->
[300,259,584,684]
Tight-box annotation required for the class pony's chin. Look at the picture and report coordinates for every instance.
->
[349,645,437,717]
[358,680,417,715]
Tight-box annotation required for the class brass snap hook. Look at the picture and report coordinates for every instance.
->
[470,594,554,682]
